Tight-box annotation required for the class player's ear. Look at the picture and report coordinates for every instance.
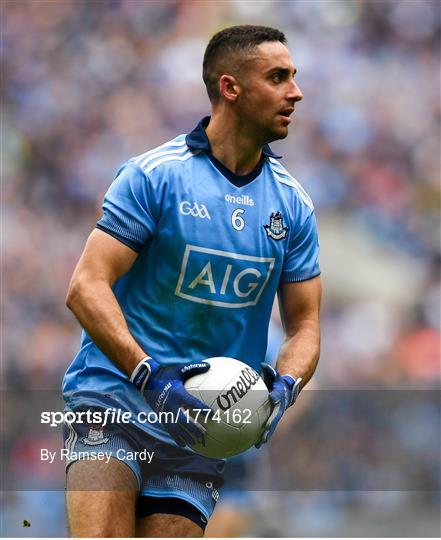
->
[219,74,241,102]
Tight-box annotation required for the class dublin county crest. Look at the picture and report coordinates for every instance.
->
[264,211,289,240]
[83,426,109,446]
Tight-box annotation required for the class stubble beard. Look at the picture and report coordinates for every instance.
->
[240,109,289,146]
[264,120,289,144]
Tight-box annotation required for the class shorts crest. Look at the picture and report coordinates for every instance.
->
[82,426,110,446]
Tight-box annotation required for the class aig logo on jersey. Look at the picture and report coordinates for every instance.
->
[175,245,274,308]
[179,201,211,219]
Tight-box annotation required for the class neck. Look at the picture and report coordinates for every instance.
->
[205,111,263,175]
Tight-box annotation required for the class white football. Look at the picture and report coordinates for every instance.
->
[184,357,271,459]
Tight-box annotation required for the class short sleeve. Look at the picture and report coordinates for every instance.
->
[281,211,321,282]
[96,162,157,253]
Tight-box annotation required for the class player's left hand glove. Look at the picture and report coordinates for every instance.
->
[255,362,302,448]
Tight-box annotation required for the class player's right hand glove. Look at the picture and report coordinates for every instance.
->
[255,362,302,448]
[130,357,212,448]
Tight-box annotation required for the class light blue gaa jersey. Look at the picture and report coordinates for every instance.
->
[63,117,320,443]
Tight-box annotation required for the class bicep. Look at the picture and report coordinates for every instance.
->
[277,275,322,335]
[71,228,139,286]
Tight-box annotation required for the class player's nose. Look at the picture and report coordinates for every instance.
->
[287,78,303,102]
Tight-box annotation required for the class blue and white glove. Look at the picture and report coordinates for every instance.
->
[131,357,212,448]
[255,362,302,448]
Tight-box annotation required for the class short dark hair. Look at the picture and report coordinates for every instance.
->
[203,25,287,103]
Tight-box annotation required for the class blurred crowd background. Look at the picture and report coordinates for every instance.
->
[2,0,440,537]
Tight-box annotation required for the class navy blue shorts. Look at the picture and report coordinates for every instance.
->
[63,406,225,525]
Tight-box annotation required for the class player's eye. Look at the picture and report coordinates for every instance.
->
[271,73,281,83]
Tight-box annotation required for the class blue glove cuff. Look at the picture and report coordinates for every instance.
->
[130,357,156,394]
[282,374,302,407]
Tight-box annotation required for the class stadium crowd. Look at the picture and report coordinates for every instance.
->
[2,0,440,536]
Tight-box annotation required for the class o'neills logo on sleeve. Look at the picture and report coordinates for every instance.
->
[216,367,260,411]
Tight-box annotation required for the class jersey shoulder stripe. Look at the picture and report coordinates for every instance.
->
[132,135,187,165]
[268,157,314,209]
[130,135,200,174]
[143,149,201,174]
[137,144,190,170]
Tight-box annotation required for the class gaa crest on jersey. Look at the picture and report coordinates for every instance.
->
[83,426,109,446]
[264,211,289,240]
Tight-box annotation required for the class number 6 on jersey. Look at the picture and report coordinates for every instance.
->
[231,208,245,231]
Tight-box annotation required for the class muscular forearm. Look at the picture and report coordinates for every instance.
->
[66,278,146,376]
[275,320,320,389]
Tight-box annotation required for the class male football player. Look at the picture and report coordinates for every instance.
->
[63,25,322,537]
